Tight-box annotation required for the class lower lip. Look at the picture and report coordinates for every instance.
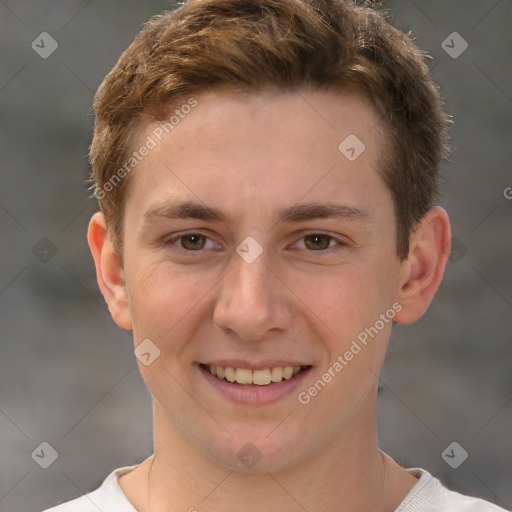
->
[198,365,312,404]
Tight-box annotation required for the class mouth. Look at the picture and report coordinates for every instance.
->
[199,363,312,386]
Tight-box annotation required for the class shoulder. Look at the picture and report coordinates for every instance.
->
[41,466,138,512]
[396,468,509,512]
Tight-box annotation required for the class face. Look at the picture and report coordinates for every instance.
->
[118,88,407,472]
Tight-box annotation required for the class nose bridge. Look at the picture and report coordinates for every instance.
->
[213,247,290,339]
[225,248,275,311]
[234,249,272,295]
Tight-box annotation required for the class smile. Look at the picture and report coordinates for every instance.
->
[200,364,311,386]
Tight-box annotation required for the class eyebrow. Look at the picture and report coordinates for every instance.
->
[143,200,370,225]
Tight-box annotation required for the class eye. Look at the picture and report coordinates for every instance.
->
[167,233,220,251]
[295,233,342,251]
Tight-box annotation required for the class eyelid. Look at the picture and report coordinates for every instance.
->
[290,231,347,252]
[165,230,222,250]
[164,230,347,252]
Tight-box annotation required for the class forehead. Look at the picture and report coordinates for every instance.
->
[158,87,383,162]
[125,87,389,224]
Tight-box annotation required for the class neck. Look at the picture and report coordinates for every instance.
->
[119,396,417,512]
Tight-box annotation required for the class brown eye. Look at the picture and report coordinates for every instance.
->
[180,234,207,250]
[303,234,333,250]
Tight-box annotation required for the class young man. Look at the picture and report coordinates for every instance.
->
[44,0,507,510]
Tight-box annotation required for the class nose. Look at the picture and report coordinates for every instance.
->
[213,248,293,341]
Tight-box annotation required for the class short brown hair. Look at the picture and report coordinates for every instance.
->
[90,0,451,259]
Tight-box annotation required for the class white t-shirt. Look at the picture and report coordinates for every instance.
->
[42,465,509,512]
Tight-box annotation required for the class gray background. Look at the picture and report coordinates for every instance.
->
[0,1,510,510]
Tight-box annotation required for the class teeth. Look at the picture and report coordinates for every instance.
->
[253,369,272,385]
[235,368,252,385]
[282,367,293,380]
[224,366,236,382]
[206,364,307,385]
[270,367,283,382]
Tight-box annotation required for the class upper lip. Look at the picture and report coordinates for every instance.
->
[200,360,312,370]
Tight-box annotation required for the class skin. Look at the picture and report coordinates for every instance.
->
[88,88,451,511]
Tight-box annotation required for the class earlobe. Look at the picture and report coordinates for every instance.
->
[394,206,451,324]
[87,212,133,330]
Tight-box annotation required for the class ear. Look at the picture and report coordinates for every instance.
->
[394,206,451,324]
[87,212,133,330]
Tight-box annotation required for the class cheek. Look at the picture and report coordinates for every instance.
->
[286,258,399,393]
[126,259,217,343]
[288,262,389,335]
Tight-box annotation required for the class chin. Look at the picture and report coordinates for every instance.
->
[201,427,309,474]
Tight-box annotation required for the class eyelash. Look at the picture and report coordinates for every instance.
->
[165,232,345,253]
